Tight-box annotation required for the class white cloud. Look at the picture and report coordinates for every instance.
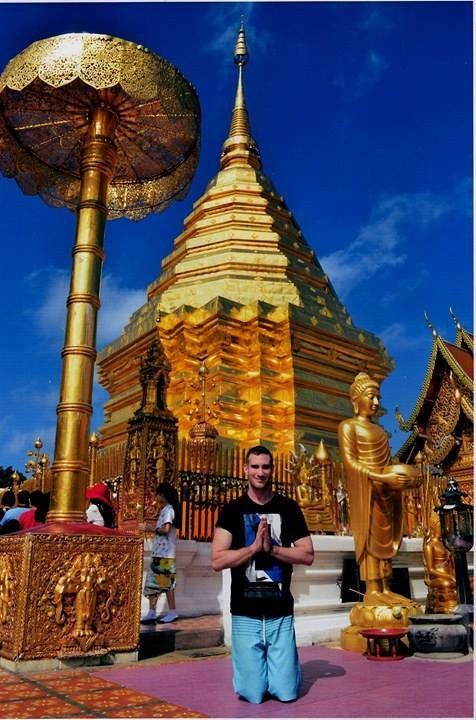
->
[8,384,58,410]
[358,8,394,32]
[28,269,144,347]
[378,322,429,351]
[334,46,389,99]
[321,190,453,298]
[29,268,69,340]
[97,277,145,345]
[0,424,56,464]
[354,49,388,97]
[451,177,473,218]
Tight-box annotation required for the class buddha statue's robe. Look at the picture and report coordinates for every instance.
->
[338,417,403,581]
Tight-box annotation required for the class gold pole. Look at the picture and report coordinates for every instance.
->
[48,103,118,523]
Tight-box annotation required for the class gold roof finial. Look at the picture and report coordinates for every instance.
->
[221,20,261,169]
[414,450,424,465]
[395,406,406,429]
[424,311,438,338]
[449,306,462,331]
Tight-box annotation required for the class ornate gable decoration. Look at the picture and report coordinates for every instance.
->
[397,310,473,466]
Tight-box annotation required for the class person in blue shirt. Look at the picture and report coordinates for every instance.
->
[0,489,30,529]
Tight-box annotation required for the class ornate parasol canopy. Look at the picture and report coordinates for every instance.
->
[0,33,200,220]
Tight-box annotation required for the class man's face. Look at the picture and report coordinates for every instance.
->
[244,453,273,492]
[356,386,380,418]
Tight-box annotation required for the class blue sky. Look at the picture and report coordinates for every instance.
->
[0,1,472,475]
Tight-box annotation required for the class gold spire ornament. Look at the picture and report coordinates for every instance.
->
[0,33,199,667]
[220,21,260,170]
[188,358,219,474]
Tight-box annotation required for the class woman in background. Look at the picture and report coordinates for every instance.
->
[141,482,181,624]
[86,482,116,528]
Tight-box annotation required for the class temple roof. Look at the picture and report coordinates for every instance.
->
[396,312,473,461]
[441,340,473,382]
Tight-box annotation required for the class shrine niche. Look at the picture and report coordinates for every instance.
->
[288,441,338,533]
[120,334,178,530]
[397,310,473,503]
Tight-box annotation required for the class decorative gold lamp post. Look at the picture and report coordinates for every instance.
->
[25,438,50,492]
[88,431,100,487]
[0,33,200,668]
[10,470,20,496]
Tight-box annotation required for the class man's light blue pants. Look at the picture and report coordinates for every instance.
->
[231,614,301,704]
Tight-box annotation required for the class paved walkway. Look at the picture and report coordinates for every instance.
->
[0,616,473,719]
[93,645,474,719]
[0,641,473,718]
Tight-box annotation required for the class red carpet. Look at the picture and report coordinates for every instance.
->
[93,645,474,718]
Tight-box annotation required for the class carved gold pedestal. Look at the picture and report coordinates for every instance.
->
[340,601,423,653]
[0,524,143,670]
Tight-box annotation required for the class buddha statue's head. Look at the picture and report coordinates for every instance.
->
[350,372,380,417]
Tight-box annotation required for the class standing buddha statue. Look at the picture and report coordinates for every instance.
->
[338,372,423,649]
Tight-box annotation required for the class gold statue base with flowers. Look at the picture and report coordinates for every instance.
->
[341,597,422,653]
[0,524,143,669]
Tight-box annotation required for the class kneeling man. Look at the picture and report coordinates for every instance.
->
[212,445,314,704]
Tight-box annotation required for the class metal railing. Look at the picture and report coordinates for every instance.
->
[177,471,296,541]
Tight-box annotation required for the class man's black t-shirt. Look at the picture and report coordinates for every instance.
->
[216,493,310,618]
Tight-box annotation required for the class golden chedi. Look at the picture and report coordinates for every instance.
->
[338,372,422,652]
[97,23,392,460]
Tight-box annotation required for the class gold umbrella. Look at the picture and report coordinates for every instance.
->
[0,33,200,522]
[0,33,200,219]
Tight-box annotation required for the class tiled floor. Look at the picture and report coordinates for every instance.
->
[0,614,473,719]
[0,667,207,718]
[0,616,224,718]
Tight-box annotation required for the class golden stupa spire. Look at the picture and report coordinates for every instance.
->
[220,19,261,169]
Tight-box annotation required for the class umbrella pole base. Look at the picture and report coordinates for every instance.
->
[0,528,143,669]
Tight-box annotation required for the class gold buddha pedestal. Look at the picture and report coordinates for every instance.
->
[0,34,199,668]
[338,373,423,653]
[0,525,143,670]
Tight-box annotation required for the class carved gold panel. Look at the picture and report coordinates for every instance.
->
[0,530,143,661]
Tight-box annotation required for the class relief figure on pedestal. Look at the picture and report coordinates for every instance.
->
[152,430,167,484]
[338,372,421,607]
[0,555,13,623]
[127,432,141,491]
[47,552,124,652]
